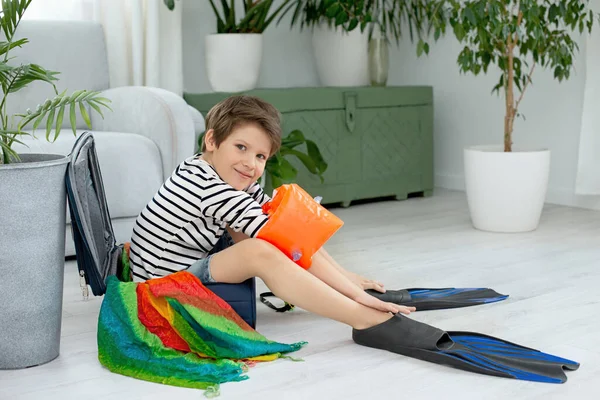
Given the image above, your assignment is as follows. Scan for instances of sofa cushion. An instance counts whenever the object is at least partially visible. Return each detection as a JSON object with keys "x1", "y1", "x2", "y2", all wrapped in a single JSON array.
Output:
[{"x1": 13, "y1": 130, "x2": 163, "y2": 222}]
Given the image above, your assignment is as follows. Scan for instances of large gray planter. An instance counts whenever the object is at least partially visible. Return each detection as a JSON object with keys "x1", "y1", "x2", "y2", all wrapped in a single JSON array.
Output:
[{"x1": 0, "y1": 153, "x2": 69, "y2": 369}]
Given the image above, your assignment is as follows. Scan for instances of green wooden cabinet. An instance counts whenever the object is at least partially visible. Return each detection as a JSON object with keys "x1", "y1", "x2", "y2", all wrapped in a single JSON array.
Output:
[{"x1": 184, "y1": 86, "x2": 433, "y2": 207}]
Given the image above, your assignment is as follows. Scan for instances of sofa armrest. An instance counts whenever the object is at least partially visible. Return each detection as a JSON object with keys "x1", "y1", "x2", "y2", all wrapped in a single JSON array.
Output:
[{"x1": 89, "y1": 86, "x2": 195, "y2": 180}]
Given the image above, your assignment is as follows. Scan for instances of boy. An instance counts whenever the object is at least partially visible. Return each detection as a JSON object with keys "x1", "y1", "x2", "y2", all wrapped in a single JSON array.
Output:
[{"x1": 129, "y1": 95, "x2": 414, "y2": 333}]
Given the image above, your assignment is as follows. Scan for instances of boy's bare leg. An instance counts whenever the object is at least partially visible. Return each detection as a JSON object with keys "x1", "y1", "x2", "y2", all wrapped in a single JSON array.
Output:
[
  {"x1": 227, "y1": 227, "x2": 385, "y2": 294},
  {"x1": 209, "y1": 239, "x2": 404, "y2": 330},
  {"x1": 225, "y1": 227, "x2": 407, "y2": 316}
]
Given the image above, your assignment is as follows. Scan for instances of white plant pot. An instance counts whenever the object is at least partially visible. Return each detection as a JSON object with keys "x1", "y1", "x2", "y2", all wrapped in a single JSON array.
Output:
[
  {"x1": 464, "y1": 145, "x2": 551, "y2": 233},
  {"x1": 312, "y1": 23, "x2": 369, "y2": 87},
  {"x1": 205, "y1": 33, "x2": 263, "y2": 92}
]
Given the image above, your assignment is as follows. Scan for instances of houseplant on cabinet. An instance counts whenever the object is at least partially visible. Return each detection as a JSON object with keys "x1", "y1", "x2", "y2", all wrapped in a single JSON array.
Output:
[
  {"x1": 426, "y1": 0, "x2": 599, "y2": 232},
  {"x1": 166, "y1": 0, "x2": 294, "y2": 92},
  {"x1": 0, "y1": 0, "x2": 110, "y2": 369},
  {"x1": 281, "y1": 0, "x2": 431, "y2": 86}
]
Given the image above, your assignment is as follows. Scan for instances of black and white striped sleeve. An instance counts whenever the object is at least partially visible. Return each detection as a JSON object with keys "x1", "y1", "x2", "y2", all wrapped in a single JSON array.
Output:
[
  {"x1": 199, "y1": 181, "x2": 269, "y2": 237},
  {"x1": 245, "y1": 181, "x2": 271, "y2": 206}
]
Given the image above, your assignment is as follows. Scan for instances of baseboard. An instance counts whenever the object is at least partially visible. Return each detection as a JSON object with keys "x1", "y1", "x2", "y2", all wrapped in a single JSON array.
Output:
[
  {"x1": 545, "y1": 187, "x2": 600, "y2": 210},
  {"x1": 434, "y1": 172, "x2": 465, "y2": 192},
  {"x1": 435, "y1": 172, "x2": 600, "y2": 211}
]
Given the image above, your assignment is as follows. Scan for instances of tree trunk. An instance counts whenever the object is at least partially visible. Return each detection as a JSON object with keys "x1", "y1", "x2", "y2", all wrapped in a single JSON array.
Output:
[{"x1": 504, "y1": 45, "x2": 515, "y2": 153}]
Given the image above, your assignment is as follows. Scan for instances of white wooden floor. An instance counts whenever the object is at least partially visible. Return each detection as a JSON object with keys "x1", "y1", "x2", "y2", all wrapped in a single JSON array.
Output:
[{"x1": 1, "y1": 188, "x2": 599, "y2": 400}]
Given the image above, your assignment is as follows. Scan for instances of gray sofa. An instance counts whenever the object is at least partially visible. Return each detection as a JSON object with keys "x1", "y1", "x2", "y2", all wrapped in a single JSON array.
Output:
[{"x1": 9, "y1": 20, "x2": 205, "y2": 257}]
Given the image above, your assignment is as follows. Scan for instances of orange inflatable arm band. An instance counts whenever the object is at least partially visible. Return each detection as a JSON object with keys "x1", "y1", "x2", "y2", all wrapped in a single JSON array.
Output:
[{"x1": 257, "y1": 184, "x2": 344, "y2": 269}]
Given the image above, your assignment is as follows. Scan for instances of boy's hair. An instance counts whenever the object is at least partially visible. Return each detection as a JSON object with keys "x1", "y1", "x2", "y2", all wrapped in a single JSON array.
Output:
[{"x1": 202, "y1": 95, "x2": 282, "y2": 156}]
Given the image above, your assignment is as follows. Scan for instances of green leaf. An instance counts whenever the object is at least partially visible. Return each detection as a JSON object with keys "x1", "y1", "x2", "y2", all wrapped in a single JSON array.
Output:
[
  {"x1": 54, "y1": 103, "x2": 65, "y2": 141},
  {"x1": 32, "y1": 112, "x2": 46, "y2": 131},
  {"x1": 70, "y1": 101, "x2": 77, "y2": 135},
  {"x1": 88, "y1": 99, "x2": 105, "y2": 119},
  {"x1": 281, "y1": 129, "x2": 306, "y2": 148},
  {"x1": 464, "y1": 7, "x2": 477, "y2": 25},
  {"x1": 270, "y1": 174, "x2": 283, "y2": 189},
  {"x1": 79, "y1": 101, "x2": 91, "y2": 129},
  {"x1": 335, "y1": 10, "x2": 348, "y2": 26},
  {"x1": 0, "y1": 37, "x2": 27, "y2": 56},
  {"x1": 276, "y1": 157, "x2": 297, "y2": 181},
  {"x1": 554, "y1": 65, "x2": 563, "y2": 80},
  {"x1": 416, "y1": 39, "x2": 425, "y2": 56},
  {"x1": 45, "y1": 106, "x2": 55, "y2": 142},
  {"x1": 163, "y1": 0, "x2": 175, "y2": 11},
  {"x1": 326, "y1": 3, "x2": 340, "y2": 18},
  {"x1": 280, "y1": 148, "x2": 318, "y2": 174},
  {"x1": 306, "y1": 139, "x2": 327, "y2": 174},
  {"x1": 347, "y1": 17, "x2": 358, "y2": 32},
  {"x1": 453, "y1": 23, "x2": 465, "y2": 41}
]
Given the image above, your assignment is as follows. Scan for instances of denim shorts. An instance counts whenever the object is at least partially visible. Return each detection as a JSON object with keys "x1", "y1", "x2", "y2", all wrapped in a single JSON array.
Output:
[{"x1": 187, "y1": 231, "x2": 235, "y2": 284}]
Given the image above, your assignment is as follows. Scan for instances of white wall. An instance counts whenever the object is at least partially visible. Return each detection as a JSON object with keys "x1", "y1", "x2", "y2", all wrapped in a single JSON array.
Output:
[{"x1": 182, "y1": 0, "x2": 600, "y2": 211}]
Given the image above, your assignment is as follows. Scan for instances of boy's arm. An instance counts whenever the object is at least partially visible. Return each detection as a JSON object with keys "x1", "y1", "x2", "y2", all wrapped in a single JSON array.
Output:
[
  {"x1": 318, "y1": 247, "x2": 386, "y2": 293},
  {"x1": 223, "y1": 182, "x2": 271, "y2": 242},
  {"x1": 245, "y1": 181, "x2": 271, "y2": 205},
  {"x1": 308, "y1": 249, "x2": 412, "y2": 313},
  {"x1": 226, "y1": 226, "x2": 251, "y2": 243},
  {"x1": 199, "y1": 181, "x2": 269, "y2": 238}
]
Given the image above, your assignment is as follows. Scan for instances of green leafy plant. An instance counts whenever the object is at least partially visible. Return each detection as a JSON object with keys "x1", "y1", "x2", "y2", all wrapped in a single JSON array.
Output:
[
  {"x1": 0, "y1": 0, "x2": 111, "y2": 164},
  {"x1": 281, "y1": 0, "x2": 431, "y2": 45},
  {"x1": 266, "y1": 129, "x2": 327, "y2": 189},
  {"x1": 197, "y1": 128, "x2": 328, "y2": 189},
  {"x1": 421, "y1": 0, "x2": 600, "y2": 152},
  {"x1": 165, "y1": 0, "x2": 294, "y2": 33}
]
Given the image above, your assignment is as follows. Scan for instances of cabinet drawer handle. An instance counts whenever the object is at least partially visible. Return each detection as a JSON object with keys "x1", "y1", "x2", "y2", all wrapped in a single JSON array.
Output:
[{"x1": 344, "y1": 92, "x2": 357, "y2": 133}]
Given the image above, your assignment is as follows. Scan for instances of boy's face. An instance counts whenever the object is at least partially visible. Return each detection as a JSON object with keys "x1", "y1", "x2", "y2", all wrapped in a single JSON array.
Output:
[{"x1": 203, "y1": 122, "x2": 271, "y2": 191}]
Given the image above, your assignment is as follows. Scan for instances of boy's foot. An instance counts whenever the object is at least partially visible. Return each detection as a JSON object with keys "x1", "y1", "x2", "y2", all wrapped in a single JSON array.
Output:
[
  {"x1": 353, "y1": 312, "x2": 395, "y2": 331},
  {"x1": 352, "y1": 313, "x2": 446, "y2": 350}
]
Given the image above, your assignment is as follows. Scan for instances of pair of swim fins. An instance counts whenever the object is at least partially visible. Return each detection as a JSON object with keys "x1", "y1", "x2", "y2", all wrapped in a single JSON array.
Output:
[{"x1": 259, "y1": 287, "x2": 579, "y2": 383}]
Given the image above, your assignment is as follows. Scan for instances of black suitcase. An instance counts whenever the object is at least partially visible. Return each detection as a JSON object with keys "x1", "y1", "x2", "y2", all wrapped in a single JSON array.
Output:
[{"x1": 65, "y1": 131, "x2": 257, "y2": 328}]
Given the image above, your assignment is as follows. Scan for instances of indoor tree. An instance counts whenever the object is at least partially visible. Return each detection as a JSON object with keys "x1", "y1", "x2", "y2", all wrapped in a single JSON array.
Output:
[{"x1": 421, "y1": 0, "x2": 600, "y2": 152}]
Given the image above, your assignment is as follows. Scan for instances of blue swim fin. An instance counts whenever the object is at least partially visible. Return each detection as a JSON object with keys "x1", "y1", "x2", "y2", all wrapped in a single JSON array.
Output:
[
  {"x1": 352, "y1": 314, "x2": 579, "y2": 383},
  {"x1": 365, "y1": 287, "x2": 509, "y2": 311}
]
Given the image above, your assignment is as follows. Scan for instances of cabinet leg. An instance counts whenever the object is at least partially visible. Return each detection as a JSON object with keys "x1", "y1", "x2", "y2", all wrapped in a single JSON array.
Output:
[
  {"x1": 423, "y1": 189, "x2": 434, "y2": 197},
  {"x1": 395, "y1": 192, "x2": 408, "y2": 201},
  {"x1": 341, "y1": 200, "x2": 351, "y2": 208}
]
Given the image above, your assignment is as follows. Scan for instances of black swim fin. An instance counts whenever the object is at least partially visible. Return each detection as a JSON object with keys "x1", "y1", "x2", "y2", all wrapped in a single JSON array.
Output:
[
  {"x1": 365, "y1": 287, "x2": 508, "y2": 311},
  {"x1": 352, "y1": 314, "x2": 579, "y2": 383}
]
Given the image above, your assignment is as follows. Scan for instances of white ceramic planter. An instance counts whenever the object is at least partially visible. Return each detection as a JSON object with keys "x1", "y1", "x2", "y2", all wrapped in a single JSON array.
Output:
[
  {"x1": 464, "y1": 145, "x2": 551, "y2": 233},
  {"x1": 205, "y1": 33, "x2": 263, "y2": 92},
  {"x1": 311, "y1": 23, "x2": 369, "y2": 87}
]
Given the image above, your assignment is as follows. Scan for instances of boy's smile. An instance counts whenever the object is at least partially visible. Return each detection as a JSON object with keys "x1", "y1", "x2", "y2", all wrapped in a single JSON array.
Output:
[{"x1": 201, "y1": 123, "x2": 272, "y2": 191}]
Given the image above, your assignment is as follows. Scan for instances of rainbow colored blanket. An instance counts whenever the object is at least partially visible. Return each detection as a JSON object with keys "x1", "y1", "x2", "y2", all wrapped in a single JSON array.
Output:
[{"x1": 97, "y1": 271, "x2": 306, "y2": 396}]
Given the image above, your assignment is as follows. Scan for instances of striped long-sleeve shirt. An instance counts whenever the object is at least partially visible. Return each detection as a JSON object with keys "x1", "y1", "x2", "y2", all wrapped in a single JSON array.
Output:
[{"x1": 129, "y1": 154, "x2": 271, "y2": 281}]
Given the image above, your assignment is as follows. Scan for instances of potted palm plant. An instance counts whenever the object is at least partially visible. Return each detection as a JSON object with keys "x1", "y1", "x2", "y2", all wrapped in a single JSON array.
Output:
[
  {"x1": 166, "y1": 0, "x2": 294, "y2": 92},
  {"x1": 422, "y1": 0, "x2": 600, "y2": 232},
  {"x1": 0, "y1": 0, "x2": 110, "y2": 370}
]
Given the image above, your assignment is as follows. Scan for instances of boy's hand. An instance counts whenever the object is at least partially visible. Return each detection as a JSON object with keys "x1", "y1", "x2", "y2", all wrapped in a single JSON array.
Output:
[
  {"x1": 353, "y1": 292, "x2": 415, "y2": 315},
  {"x1": 346, "y1": 271, "x2": 386, "y2": 293}
]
